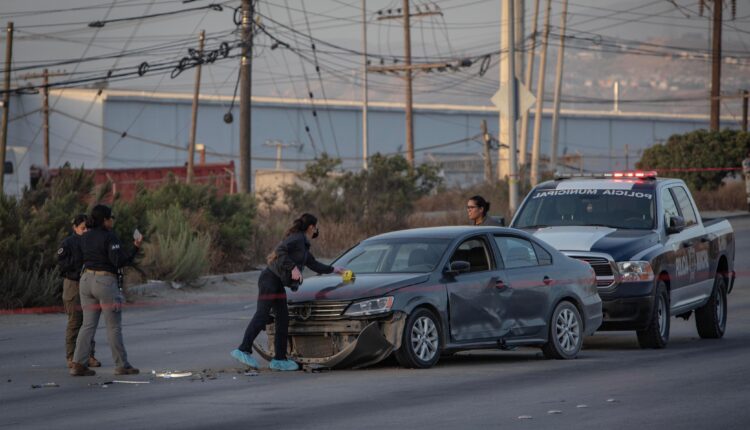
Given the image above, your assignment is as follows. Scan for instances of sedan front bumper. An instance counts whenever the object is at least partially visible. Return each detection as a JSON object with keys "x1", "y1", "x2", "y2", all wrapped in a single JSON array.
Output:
[{"x1": 253, "y1": 312, "x2": 407, "y2": 369}]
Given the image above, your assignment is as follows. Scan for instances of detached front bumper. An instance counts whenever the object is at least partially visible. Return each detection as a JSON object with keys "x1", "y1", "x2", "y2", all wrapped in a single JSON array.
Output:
[{"x1": 253, "y1": 312, "x2": 407, "y2": 369}]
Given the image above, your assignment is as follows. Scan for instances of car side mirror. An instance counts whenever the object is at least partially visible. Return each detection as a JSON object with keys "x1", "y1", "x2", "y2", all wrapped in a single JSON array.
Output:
[
  {"x1": 3, "y1": 161, "x2": 12, "y2": 175},
  {"x1": 445, "y1": 260, "x2": 470, "y2": 277},
  {"x1": 666, "y1": 216, "x2": 685, "y2": 234}
]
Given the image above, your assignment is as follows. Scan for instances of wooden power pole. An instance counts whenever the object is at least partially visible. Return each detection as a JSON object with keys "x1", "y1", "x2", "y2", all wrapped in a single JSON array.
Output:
[
  {"x1": 0, "y1": 22, "x2": 13, "y2": 193},
  {"x1": 530, "y1": 0, "x2": 552, "y2": 186},
  {"x1": 549, "y1": 0, "x2": 568, "y2": 174},
  {"x1": 481, "y1": 119, "x2": 493, "y2": 183},
  {"x1": 238, "y1": 0, "x2": 253, "y2": 193},
  {"x1": 187, "y1": 30, "x2": 205, "y2": 184},
  {"x1": 372, "y1": 2, "x2": 442, "y2": 168},
  {"x1": 710, "y1": 0, "x2": 723, "y2": 131},
  {"x1": 19, "y1": 69, "x2": 68, "y2": 168}
]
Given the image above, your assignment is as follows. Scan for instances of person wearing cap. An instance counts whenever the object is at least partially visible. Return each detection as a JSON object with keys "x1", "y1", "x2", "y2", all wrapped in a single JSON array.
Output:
[
  {"x1": 466, "y1": 195, "x2": 504, "y2": 226},
  {"x1": 69, "y1": 204, "x2": 142, "y2": 377},
  {"x1": 231, "y1": 213, "x2": 346, "y2": 371},
  {"x1": 57, "y1": 214, "x2": 100, "y2": 370}
]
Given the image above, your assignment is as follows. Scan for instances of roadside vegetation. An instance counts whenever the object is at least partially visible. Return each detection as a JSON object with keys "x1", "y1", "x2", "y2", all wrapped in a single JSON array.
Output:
[{"x1": 1, "y1": 130, "x2": 748, "y2": 309}]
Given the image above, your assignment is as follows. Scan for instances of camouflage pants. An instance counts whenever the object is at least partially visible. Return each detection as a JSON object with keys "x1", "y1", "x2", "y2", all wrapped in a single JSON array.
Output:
[{"x1": 63, "y1": 279, "x2": 95, "y2": 360}]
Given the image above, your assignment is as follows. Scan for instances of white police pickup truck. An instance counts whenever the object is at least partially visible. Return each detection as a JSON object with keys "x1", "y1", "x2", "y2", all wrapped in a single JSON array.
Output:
[{"x1": 511, "y1": 171, "x2": 735, "y2": 348}]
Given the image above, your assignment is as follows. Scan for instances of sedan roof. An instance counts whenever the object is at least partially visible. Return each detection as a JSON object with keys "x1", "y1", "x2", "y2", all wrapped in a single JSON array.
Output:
[{"x1": 366, "y1": 226, "x2": 516, "y2": 241}]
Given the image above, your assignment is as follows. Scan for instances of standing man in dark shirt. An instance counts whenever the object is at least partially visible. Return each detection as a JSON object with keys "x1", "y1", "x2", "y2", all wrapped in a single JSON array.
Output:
[
  {"x1": 70, "y1": 205, "x2": 142, "y2": 377},
  {"x1": 57, "y1": 214, "x2": 100, "y2": 369}
]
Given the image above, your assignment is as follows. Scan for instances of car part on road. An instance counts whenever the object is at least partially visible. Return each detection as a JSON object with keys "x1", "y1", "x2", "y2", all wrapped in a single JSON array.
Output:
[
  {"x1": 30, "y1": 383, "x2": 59, "y2": 389},
  {"x1": 637, "y1": 281, "x2": 670, "y2": 348},
  {"x1": 542, "y1": 301, "x2": 584, "y2": 359},
  {"x1": 394, "y1": 308, "x2": 442, "y2": 368},
  {"x1": 695, "y1": 273, "x2": 728, "y2": 339}
]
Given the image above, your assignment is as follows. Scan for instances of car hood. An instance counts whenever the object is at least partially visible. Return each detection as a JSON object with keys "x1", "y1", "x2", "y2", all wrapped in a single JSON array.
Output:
[
  {"x1": 528, "y1": 226, "x2": 660, "y2": 261},
  {"x1": 288, "y1": 273, "x2": 431, "y2": 302}
]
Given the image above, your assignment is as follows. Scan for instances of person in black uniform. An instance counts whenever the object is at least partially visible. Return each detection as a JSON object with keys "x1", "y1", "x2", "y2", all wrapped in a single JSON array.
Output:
[
  {"x1": 231, "y1": 213, "x2": 345, "y2": 371},
  {"x1": 58, "y1": 214, "x2": 101, "y2": 369},
  {"x1": 69, "y1": 204, "x2": 142, "y2": 377}
]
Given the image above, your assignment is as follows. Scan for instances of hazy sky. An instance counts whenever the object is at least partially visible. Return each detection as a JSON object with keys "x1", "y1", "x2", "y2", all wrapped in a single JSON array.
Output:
[{"x1": 1, "y1": 0, "x2": 749, "y2": 105}]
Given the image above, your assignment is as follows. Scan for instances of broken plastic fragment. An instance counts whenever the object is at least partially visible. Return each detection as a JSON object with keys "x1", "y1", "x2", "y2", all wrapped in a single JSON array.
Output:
[
  {"x1": 244, "y1": 371, "x2": 259, "y2": 377},
  {"x1": 547, "y1": 410, "x2": 562, "y2": 415},
  {"x1": 607, "y1": 398, "x2": 618, "y2": 403},
  {"x1": 577, "y1": 404, "x2": 588, "y2": 408},
  {"x1": 31, "y1": 382, "x2": 59, "y2": 389},
  {"x1": 154, "y1": 371, "x2": 192, "y2": 378},
  {"x1": 518, "y1": 415, "x2": 533, "y2": 420}
]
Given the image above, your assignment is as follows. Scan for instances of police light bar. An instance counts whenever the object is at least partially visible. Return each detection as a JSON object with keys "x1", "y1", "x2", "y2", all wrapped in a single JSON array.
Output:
[{"x1": 555, "y1": 171, "x2": 658, "y2": 180}]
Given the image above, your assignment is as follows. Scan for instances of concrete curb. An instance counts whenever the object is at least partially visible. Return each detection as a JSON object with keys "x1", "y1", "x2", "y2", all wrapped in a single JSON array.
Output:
[{"x1": 127, "y1": 270, "x2": 261, "y2": 296}]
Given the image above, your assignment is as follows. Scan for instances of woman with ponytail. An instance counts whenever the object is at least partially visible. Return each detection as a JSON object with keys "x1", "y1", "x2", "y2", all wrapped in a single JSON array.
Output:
[
  {"x1": 466, "y1": 195, "x2": 503, "y2": 226},
  {"x1": 231, "y1": 213, "x2": 345, "y2": 371}
]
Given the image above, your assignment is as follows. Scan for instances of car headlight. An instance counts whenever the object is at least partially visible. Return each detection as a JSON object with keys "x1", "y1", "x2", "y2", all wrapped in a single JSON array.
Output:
[
  {"x1": 617, "y1": 261, "x2": 655, "y2": 283},
  {"x1": 345, "y1": 297, "x2": 394, "y2": 316}
]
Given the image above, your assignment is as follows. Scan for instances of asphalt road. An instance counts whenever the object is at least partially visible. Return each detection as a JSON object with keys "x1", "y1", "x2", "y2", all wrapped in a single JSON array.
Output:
[{"x1": 2, "y1": 218, "x2": 750, "y2": 430}]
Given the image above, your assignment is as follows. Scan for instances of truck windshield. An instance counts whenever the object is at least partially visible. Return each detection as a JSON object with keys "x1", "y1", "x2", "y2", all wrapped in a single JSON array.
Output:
[{"x1": 514, "y1": 188, "x2": 655, "y2": 230}]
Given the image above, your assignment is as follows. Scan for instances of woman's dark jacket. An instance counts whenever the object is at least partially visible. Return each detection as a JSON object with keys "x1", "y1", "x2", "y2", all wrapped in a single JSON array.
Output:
[{"x1": 267, "y1": 232, "x2": 333, "y2": 288}]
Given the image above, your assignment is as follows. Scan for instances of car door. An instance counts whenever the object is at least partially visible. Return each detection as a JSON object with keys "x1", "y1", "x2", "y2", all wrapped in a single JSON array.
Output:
[
  {"x1": 492, "y1": 234, "x2": 552, "y2": 338},
  {"x1": 669, "y1": 186, "x2": 712, "y2": 310},
  {"x1": 445, "y1": 235, "x2": 513, "y2": 342}
]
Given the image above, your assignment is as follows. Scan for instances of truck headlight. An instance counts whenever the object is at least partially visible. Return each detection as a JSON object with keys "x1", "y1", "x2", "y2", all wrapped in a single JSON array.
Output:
[
  {"x1": 617, "y1": 261, "x2": 655, "y2": 283},
  {"x1": 345, "y1": 297, "x2": 394, "y2": 316}
]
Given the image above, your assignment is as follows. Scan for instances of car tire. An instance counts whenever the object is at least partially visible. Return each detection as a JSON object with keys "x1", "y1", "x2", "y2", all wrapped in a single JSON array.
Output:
[
  {"x1": 637, "y1": 281, "x2": 670, "y2": 349},
  {"x1": 695, "y1": 273, "x2": 727, "y2": 339},
  {"x1": 394, "y1": 308, "x2": 442, "y2": 369},
  {"x1": 542, "y1": 301, "x2": 584, "y2": 360}
]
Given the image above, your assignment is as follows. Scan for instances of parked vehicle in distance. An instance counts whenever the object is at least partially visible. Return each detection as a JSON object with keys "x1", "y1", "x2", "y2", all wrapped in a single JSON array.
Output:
[
  {"x1": 254, "y1": 226, "x2": 602, "y2": 369},
  {"x1": 511, "y1": 171, "x2": 735, "y2": 348}
]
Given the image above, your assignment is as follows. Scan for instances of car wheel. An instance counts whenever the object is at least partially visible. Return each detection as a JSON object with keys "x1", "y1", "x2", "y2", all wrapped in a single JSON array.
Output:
[
  {"x1": 695, "y1": 273, "x2": 727, "y2": 339},
  {"x1": 394, "y1": 308, "x2": 442, "y2": 369},
  {"x1": 637, "y1": 281, "x2": 670, "y2": 349},
  {"x1": 542, "y1": 301, "x2": 583, "y2": 360}
]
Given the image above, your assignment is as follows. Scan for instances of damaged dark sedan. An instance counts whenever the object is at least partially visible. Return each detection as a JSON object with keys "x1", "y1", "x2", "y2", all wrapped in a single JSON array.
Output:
[{"x1": 254, "y1": 226, "x2": 602, "y2": 369}]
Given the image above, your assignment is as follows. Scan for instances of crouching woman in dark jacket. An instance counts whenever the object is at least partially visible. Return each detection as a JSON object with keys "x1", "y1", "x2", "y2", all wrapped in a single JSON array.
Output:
[{"x1": 232, "y1": 213, "x2": 344, "y2": 371}]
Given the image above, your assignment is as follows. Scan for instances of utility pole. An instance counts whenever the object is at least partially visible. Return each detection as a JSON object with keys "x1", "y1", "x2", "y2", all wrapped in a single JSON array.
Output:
[
  {"x1": 549, "y1": 0, "x2": 568, "y2": 174},
  {"x1": 373, "y1": 3, "x2": 442, "y2": 168},
  {"x1": 264, "y1": 139, "x2": 302, "y2": 170},
  {"x1": 519, "y1": 0, "x2": 540, "y2": 169},
  {"x1": 530, "y1": 0, "x2": 552, "y2": 186},
  {"x1": 20, "y1": 69, "x2": 68, "y2": 168},
  {"x1": 741, "y1": 89, "x2": 748, "y2": 132},
  {"x1": 503, "y1": 0, "x2": 519, "y2": 213},
  {"x1": 0, "y1": 22, "x2": 13, "y2": 193},
  {"x1": 187, "y1": 30, "x2": 205, "y2": 185},
  {"x1": 625, "y1": 143, "x2": 630, "y2": 170},
  {"x1": 710, "y1": 0, "x2": 722, "y2": 131},
  {"x1": 402, "y1": 0, "x2": 414, "y2": 167},
  {"x1": 481, "y1": 120, "x2": 493, "y2": 183},
  {"x1": 362, "y1": 0, "x2": 369, "y2": 169},
  {"x1": 238, "y1": 0, "x2": 253, "y2": 193}
]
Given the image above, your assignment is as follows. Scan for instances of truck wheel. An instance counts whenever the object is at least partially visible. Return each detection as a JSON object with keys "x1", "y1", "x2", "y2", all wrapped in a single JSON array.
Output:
[
  {"x1": 695, "y1": 274, "x2": 727, "y2": 339},
  {"x1": 394, "y1": 308, "x2": 442, "y2": 369},
  {"x1": 542, "y1": 301, "x2": 583, "y2": 360},
  {"x1": 637, "y1": 281, "x2": 670, "y2": 349}
]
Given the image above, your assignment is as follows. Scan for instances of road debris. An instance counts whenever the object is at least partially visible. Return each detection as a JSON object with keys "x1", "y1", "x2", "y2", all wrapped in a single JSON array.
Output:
[
  {"x1": 30, "y1": 382, "x2": 59, "y2": 389},
  {"x1": 152, "y1": 370, "x2": 193, "y2": 378},
  {"x1": 547, "y1": 410, "x2": 563, "y2": 415},
  {"x1": 517, "y1": 415, "x2": 533, "y2": 420},
  {"x1": 576, "y1": 404, "x2": 588, "y2": 408},
  {"x1": 303, "y1": 364, "x2": 331, "y2": 373},
  {"x1": 607, "y1": 398, "x2": 619, "y2": 403}
]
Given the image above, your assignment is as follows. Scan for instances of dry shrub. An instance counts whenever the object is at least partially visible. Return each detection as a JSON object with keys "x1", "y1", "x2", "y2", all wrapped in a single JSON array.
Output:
[{"x1": 692, "y1": 180, "x2": 746, "y2": 212}]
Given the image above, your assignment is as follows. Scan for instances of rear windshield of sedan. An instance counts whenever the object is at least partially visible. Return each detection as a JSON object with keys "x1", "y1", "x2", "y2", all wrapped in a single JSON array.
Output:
[
  {"x1": 514, "y1": 188, "x2": 655, "y2": 230},
  {"x1": 334, "y1": 238, "x2": 450, "y2": 273}
]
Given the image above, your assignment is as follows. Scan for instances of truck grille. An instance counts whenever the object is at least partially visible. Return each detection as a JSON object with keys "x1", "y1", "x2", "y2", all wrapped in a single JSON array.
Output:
[
  {"x1": 288, "y1": 301, "x2": 351, "y2": 320},
  {"x1": 569, "y1": 256, "x2": 616, "y2": 288}
]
